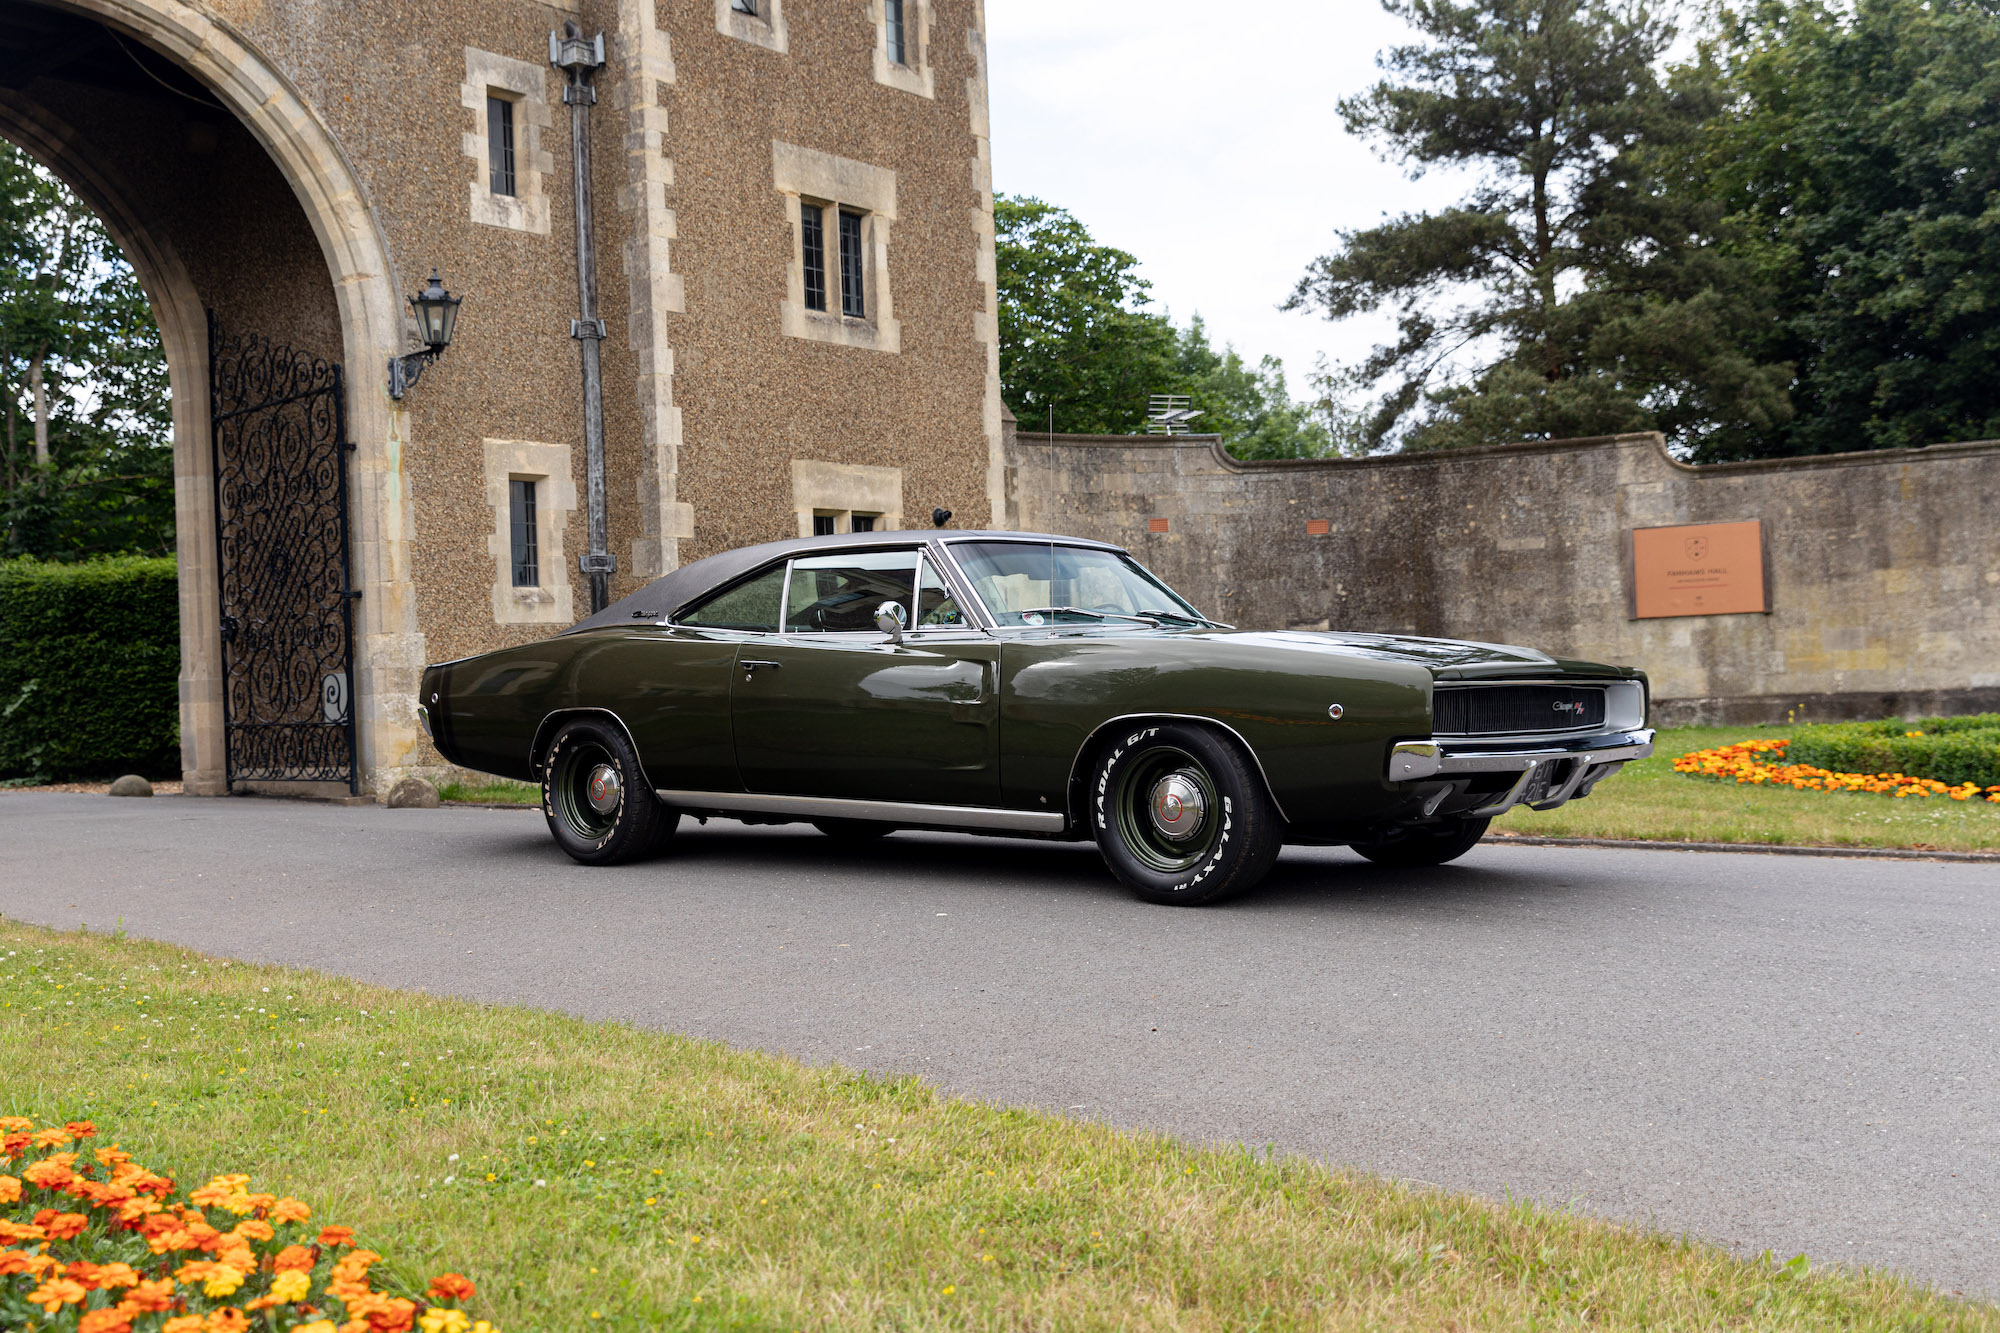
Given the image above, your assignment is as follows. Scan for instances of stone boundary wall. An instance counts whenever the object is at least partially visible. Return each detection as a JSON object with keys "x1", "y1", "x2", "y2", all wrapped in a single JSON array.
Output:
[{"x1": 1001, "y1": 424, "x2": 2000, "y2": 725}]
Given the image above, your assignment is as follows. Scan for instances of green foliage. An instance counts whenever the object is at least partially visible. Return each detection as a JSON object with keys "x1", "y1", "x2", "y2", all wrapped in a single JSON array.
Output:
[
  {"x1": 1289, "y1": 0, "x2": 1793, "y2": 455},
  {"x1": 1786, "y1": 715, "x2": 2000, "y2": 790},
  {"x1": 1687, "y1": 0, "x2": 2000, "y2": 459},
  {"x1": 0, "y1": 556, "x2": 179, "y2": 782},
  {"x1": 996, "y1": 195, "x2": 1336, "y2": 457},
  {"x1": 0, "y1": 140, "x2": 173, "y2": 559}
]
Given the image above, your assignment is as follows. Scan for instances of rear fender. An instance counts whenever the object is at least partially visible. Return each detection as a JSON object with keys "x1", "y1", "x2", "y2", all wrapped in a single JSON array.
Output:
[{"x1": 529, "y1": 708, "x2": 653, "y2": 790}]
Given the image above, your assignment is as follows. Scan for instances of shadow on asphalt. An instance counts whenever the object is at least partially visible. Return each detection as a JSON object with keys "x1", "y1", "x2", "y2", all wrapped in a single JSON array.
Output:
[{"x1": 456, "y1": 809, "x2": 1580, "y2": 916}]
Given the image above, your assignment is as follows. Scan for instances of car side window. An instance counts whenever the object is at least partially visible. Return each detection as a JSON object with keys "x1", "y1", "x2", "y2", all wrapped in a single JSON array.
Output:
[
  {"x1": 913, "y1": 556, "x2": 967, "y2": 630},
  {"x1": 785, "y1": 549, "x2": 916, "y2": 633},
  {"x1": 678, "y1": 564, "x2": 786, "y2": 632}
]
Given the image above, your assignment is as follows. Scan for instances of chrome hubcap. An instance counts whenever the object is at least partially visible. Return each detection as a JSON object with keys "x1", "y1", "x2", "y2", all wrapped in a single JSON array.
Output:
[
  {"x1": 1148, "y1": 771, "x2": 1206, "y2": 842},
  {"x1": 585, "y1": 764, "x2": 622, "y2": 815}
]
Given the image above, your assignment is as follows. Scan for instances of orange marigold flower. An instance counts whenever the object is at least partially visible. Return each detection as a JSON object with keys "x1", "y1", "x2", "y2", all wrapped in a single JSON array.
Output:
[
  {"x1": 0, "y1": 1249, "x2": 40, "y2": 1276},
  {"x1": 230, "y1": 1218, "x2": 276, "y2": 1243},
  {"x1": 0, "y1": 1175, "x2": 18, "y2": 1204},
  {"x1": 162, "y1": 1318, "x2": 205, "y2": 1333},
  {"x1": 1, "y1": 1219, "x2": 49, "y2": 1243},
  {"x1": 43, "y1": 1211, "x2": 89, "y2": 1240},
  {"x1": 274, "y1": 1244, "x2": 317, "y2": 1272},
  {"x1": 0, "y1": 1116, "x2": 33, "y2": 1131},
  {"x1": 64, "y1": 1121, "x2": 98, "y2": 1139},
  {"x1": 0, "y1": 1131, "x2": 28, "y2": 1159},
  {"x1": 204, "y1": 1310, "x2": 250, "y2": 1333},
  {"x1": 32, "y1": 1128, "x2": 74, "y2": 1148},
  {"x1": 95, "y1": 1146, "x2": 134, "y2": 1170},
  {"x1": 271, "y1": 1197, "x2": 312, "y2": 1224},
  {"x1": 78, "y1": 1310, "x2": 133, "y2": 1333},
  {"x1": 28, "y1": 1277, "x2": 88, "y2": 1312},
  {"x1": 319, "y1": 1225, "x2": 357, "y2": 1248},
  {"x1": 23, "y1": 1160, "x2": 79, "y2": 1190},
  {"x1": 145, "y1": 1226, "x2": 196, "y2": 1254},
  {"x1": 426, "y1": 1273, "x2": 476, "y2": 1303},
  {"x1": 122, "y1": 1278, "x2": 176, "y2": 1312},
  {"x1": 93, "y1": 1262, "x2": 142, "y2": 1289}
]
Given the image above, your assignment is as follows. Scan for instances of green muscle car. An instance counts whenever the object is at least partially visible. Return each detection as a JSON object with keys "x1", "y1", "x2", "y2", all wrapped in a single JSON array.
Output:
[{"x1": 418, "y1": 531, "x2": 1652, "y2": 904}]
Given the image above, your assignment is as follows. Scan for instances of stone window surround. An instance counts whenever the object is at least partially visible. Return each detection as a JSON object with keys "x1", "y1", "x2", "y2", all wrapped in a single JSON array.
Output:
[
  {"x1": 872, "y1": 0, "x2": 935, "y2": 99},
  {"x1": 792, "y1": 459, "x2": 903, "y2": 537},
  {"x1": 717, "y1": 0, "x2": 788, "y2": 53},
  {"x1": 461, "y1": 48, "x2": 553, "y2": 235},
  {"x1": 774, "y1": 141, "x2": 901, "y2": 354},
  {"x1": 484, "y1": 439, "x2": 576, "y2": 625}
]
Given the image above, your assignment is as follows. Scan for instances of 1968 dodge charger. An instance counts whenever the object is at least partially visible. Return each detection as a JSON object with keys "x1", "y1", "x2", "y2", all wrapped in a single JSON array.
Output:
[{"x1": 418, "y1": 530, "x2": 1653, "y2": 904}]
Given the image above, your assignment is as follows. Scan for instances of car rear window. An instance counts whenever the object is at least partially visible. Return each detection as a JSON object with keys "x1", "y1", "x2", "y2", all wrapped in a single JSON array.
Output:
[{"x1": 679, "y1": 564, "x2": 786, "y2": 632}]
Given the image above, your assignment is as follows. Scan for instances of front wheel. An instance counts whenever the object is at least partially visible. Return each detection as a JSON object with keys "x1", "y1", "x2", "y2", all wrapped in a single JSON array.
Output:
[
  {"x1": 1351, "y1": 816, "x2": 1490, "y2": 867},
  {"x1": 541, "y1": 717, "x2": 678, "y2": 865},
  {"x1": 1090, "y1": 721, "x2": 1282, "y2": 905}
]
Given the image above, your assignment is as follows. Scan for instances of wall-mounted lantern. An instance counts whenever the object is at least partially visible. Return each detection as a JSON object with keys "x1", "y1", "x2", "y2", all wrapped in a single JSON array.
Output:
[{"x1": 387, "y1": 270, "x2": 464, "y2": 400}]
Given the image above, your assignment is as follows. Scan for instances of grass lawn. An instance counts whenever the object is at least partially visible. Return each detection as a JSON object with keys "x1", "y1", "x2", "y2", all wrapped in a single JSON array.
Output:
[
  {"x1": 3, "y1": 919, "x2": 1992, "y2": 1330},
  {"x1": 438, "y1": 777, "x2": 538, "y2": 805},
  {"x1": 1493, "y1": 723, "x2": 2000, "y2": 852}
]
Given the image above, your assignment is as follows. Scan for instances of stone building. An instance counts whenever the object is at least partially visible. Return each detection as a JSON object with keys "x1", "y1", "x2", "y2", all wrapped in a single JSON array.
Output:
[{"x1": 0, "y1": 0, "x2": 1003, "y2": 797}]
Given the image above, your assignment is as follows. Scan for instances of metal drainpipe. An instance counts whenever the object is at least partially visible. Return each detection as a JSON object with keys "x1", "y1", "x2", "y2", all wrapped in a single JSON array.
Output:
[{"x1": 551, "y1": 22, "x2": 614, "y2": 613}]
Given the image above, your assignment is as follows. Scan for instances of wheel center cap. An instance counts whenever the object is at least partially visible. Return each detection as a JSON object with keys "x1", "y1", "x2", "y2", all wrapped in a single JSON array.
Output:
[
  {"x1": 1148, "y1": 772, "x2": 1206, "y2": 842},
  {"x1": 586, "y1": 764, "x2": 622, "y2": 815}
]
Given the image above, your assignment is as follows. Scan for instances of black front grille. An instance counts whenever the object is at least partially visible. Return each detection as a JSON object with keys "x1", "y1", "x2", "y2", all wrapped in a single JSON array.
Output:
[{"x1": 1434, "y1": 684, "x2": 1606, "y2": 735}]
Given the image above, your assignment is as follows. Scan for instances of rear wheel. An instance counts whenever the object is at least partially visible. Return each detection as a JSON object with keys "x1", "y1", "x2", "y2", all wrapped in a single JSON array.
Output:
[
  {"x1": 1090, "y1": 721, "x2": 1282, "y2": 905},
  {"x1": 1351, "y1": 816, "x2": 1490, "y2": 867},
  {"x1": 541, "y1": 717, "x2": 677, "y2": 865}
]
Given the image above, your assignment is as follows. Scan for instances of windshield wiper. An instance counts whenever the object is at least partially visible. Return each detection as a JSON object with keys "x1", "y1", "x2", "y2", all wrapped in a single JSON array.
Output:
[
  {"x1": 1136, "y1": 609, "x2": 1226, "y2": 628},
  {"x1": 1011, "y1": 606, "x2": 1156, "y2": 625}
]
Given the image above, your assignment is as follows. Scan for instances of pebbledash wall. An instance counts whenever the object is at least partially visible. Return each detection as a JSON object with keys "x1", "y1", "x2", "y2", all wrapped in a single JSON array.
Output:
[
  {"x1": 1003, "y1": 421, "x2": 2000, "y2": 725},
  {"x1": 0, "y1": 0, "x2": 1003, "y2": 797}
]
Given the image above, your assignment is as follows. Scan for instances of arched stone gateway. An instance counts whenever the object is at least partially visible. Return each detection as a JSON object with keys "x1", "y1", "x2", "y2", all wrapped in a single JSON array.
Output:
[
  {"x1": 0, "y1": 0, "x2": 419, "y2": 797},
  {"x1": 0, "y1": 0, "x2": 1007, "y2": 799}
]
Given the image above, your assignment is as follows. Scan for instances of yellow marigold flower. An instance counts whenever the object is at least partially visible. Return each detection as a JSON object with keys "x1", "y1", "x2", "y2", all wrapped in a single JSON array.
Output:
[
  {"x1": 420, "y1": 1311, "x2": 472, "y2": 1333},
  {"x1": 270, "y1": 1268, "x2": 313, "y2": 1303},
  {"x1": 294, "y1": 1324, "x2": 339, "y2": 1333},
  {"x1": 203, "y1": 1266, "x2": 248, "y2": 1298}
]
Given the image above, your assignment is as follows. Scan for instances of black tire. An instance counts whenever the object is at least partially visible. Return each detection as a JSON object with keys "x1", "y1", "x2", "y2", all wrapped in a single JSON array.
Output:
[
  {"x1": 1090, "y1": 721, "x2": 1282, "y2": 905},
  {"x1": 541, "y1": 717, "x2": 678, "y2": 865},
  {"x1": 1351, "y1": 816, "x2": 1491, "y2": 867},
  {"x1": 812, "y1": 818, "x2": 896, "y2": 840}
]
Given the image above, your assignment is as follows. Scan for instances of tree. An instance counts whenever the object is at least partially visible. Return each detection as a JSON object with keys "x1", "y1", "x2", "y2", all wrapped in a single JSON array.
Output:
[
  {"x1": 996, "y1": 195, "x2": 1334, "y2": 456},
  {"x1": 0, "y1": 142, "x2": 172, "y2": 559},
  {"x1": 1289, "y1": 0, "x2": 1791, "y2": 454},
  {"x1": 1690, "y1": 0, "x2": 2000, "y2": 457}
]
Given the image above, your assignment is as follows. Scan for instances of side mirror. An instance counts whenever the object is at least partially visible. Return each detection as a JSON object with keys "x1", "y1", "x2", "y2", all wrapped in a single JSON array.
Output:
[{"x1": 875, "y1": 600, "x2": 907, "y2": 644}]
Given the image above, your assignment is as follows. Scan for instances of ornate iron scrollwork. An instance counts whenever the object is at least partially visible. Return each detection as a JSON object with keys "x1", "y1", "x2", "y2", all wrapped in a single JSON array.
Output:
[{"x1": 208, "y1": 314, "x2": 358, "y2": 792}]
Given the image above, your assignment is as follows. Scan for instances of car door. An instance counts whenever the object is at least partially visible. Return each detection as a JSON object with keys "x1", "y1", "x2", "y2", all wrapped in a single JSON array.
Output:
[{"x1": 729, "y1": 547, "x2": 1000, "y2": 807}]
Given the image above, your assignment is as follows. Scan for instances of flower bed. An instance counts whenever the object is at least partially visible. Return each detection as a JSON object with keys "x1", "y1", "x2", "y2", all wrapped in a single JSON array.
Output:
[
  {"x1": 1785, "y1": 714, "x2": 2000, "y2": 790},
  {"x1": 1, "y1": 1118, "x2": 493, "y2": 1333},
  {"x1": 1674, "y1": 738, "x2": 2000, "y2": 802}
]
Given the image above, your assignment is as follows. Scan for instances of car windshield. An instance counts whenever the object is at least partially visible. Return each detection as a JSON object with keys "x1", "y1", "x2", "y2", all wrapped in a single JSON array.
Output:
[{"x1": 949, "y1": 541, "x2": 1207, "y2": 627}]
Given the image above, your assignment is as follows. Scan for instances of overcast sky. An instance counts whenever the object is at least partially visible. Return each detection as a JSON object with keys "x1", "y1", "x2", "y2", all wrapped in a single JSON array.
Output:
[{"x1": 986, "y1": 0, "x2": 1470, "y2": 402}]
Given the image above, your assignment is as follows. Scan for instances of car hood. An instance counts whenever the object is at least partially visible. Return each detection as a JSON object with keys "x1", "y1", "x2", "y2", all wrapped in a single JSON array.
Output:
[{"x1": 1222, "y1": 630, "x2": 1642, "y2": 680}]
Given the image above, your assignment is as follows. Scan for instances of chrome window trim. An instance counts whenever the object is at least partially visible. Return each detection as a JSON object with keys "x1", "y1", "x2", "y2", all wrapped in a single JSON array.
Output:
[{"x1": 776, "y1": 544, "x2": 924, "y2": 637}]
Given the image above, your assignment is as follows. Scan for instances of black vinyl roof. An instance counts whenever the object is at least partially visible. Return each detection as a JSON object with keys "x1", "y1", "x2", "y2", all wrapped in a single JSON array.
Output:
[{"x1": 563, "y1": 530, "x2": 1124, "y2": 635}]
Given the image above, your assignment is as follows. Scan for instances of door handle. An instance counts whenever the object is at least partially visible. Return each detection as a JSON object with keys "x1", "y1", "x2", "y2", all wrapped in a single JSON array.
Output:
[{"x1": 741, "y1": 659, "x2": 782, "y2": 678}]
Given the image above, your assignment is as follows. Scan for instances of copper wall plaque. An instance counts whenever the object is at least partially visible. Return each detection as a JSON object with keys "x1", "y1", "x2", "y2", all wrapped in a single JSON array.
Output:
[{"x1": 1630, "y1": 520, "x2": 1767, "y2": 618}]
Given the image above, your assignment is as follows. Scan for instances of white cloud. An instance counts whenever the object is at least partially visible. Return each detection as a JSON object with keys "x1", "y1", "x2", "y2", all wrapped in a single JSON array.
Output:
[{"x1": 988, "y1": 0, "x2": 1471, "y2": 399}]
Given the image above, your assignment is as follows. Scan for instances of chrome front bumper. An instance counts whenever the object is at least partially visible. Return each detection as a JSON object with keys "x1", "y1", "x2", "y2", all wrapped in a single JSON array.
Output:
[{"x1": 1387, "y1": 728, "x2": 1655, "y2": 817}]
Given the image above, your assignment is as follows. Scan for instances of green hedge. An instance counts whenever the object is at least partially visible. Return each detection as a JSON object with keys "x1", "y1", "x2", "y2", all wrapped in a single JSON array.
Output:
[
  {"x1": 0, "y1": 557, "x2": 179, "y2": 782},
  {"x1": 1786, "y1": 714, "x2": 2000, "y2": 789}
]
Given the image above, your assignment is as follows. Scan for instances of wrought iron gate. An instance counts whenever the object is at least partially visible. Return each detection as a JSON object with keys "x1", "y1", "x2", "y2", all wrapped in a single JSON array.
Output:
[{"x1": 208, "y1": 315, "x2": 358, "y2": 792}]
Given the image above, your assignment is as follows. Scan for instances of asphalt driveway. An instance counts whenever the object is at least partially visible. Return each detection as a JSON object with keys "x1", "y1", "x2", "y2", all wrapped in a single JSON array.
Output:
[{"x1": 4, "y1": 794, "x2": 1996, "y2": 1295}]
